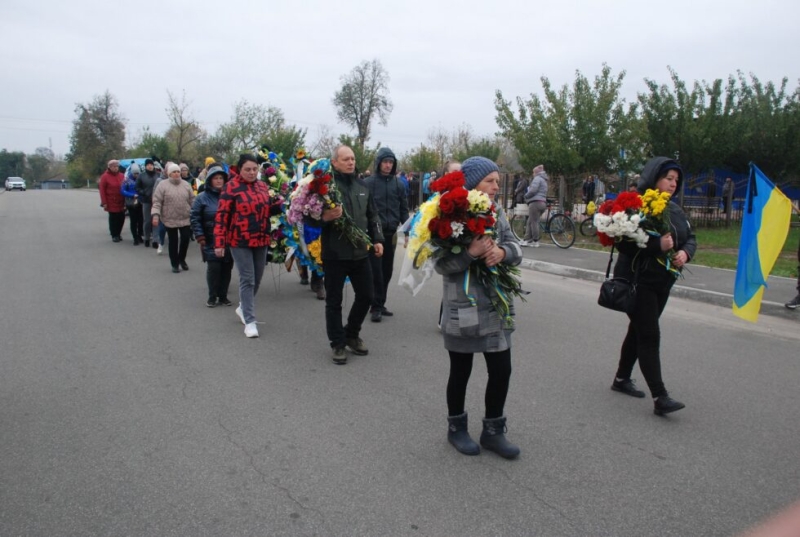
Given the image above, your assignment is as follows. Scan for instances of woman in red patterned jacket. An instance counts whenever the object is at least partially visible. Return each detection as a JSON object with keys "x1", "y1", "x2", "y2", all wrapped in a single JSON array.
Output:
[{"x1": 214, "y1": 154, "x2": 280, "y2": 338}]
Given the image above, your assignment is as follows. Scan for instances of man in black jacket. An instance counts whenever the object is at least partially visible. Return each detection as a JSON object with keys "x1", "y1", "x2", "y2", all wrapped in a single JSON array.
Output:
[
  {"x1": 135, "y1": 158, "x2": 160, "y2": 248},
  {"x1": 365, "y1": 147, "x2": 409, "y2": 322},
  {"x1": 321, "y1": 145, "x2": 385, "y2": 364}
]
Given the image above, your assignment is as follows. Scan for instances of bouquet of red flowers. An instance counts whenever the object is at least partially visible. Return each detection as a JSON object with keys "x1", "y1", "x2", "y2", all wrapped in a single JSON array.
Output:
[{"x1": 406, "y1": 171, "x2": 525, "y2": 327}]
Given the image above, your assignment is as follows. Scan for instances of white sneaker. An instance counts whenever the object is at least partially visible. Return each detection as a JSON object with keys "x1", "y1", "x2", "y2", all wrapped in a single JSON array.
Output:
[
  {"x1": 244, "y1": 322, "x2": 259, "y2": 338},
  {"x1": 157, "y1": 245, "x2": 163, "y2": 255},
  {"x1": 519, "y1": 240, "x2": 530, "y2": 247},
  {"x1": 235, "y1": 304, "x2": 246, "y2": 325},
  {"x1": 532, "y1": 241, "x2": 540, "y2": 248}
]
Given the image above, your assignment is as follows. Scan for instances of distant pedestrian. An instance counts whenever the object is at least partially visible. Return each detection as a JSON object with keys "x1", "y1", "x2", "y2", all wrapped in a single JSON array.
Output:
[
  {"x1": 98, "y1": 160, "x2": 126, "y2": 243},
  {"x1": 135, "y1": 158, "x2": 160, "y2": 248},
  {"x1": 151, "y1": 163, "x2": 195, "y2": 273},
  {"x1": 582, "y1": 175, "x2": 596, "y2": 205},
  {"x1": 706, "y1": 177, "x2": 718, "y2": 212},
  {"x1": 722, "y1": 177, "x2": 734, "y2": 215},
  {"x1": 521, "y1": 164, "x2": 548, "y2": 247},
  {"x1": 121, "y1": 163, "x2": 144, "y2": 245}
]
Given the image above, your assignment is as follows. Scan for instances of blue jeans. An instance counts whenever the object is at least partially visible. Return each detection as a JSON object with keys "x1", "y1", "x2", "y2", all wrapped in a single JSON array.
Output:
[
  {"x1": 231, "y1": 247, "x2": 267, "y2": 324},
  {"x1": 158, "y1": 221, "x2": 166, "y2": 246}
]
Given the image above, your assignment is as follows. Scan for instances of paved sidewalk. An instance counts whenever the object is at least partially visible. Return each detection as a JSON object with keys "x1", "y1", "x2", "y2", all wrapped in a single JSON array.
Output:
[{"x1": 518, "y1": 243, "x2": 799, "y2": 320}]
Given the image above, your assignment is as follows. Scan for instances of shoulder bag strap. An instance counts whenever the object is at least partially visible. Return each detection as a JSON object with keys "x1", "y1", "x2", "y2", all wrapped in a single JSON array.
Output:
[{"x1": 605, "y1": 243, "x2": 615, "y2": 279}]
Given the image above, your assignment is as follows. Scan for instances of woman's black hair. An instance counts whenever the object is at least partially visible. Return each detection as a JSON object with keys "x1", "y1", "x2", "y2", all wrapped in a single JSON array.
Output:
[{"x1": 237, "y1": 153, "x2": 258, "y2": 169}]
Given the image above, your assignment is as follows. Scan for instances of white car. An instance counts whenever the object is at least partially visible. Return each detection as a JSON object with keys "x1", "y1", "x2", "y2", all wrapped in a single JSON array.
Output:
[{"x1": 5, "y1": 177, "x2": 26, "y2": 191}]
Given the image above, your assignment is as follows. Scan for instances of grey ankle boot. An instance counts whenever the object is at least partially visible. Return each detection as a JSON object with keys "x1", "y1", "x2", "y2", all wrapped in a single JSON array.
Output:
[
  {"x1": 480, "y1": 416, "x2": 520, "y2": 459},
  {"x1": 447, "y1": 412, "x2": 480, "y2": 455}
]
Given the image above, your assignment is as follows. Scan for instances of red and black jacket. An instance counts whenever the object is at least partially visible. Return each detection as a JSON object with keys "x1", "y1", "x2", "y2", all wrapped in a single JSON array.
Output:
[{"x1": 214, "y1": 176, "x2": 280, "y2": 249}]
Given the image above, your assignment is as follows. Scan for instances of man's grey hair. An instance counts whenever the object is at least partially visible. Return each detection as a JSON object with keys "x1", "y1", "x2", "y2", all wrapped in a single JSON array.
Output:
[{"x1": 331, "y1": 144, "x2": 350, "y2": 161}]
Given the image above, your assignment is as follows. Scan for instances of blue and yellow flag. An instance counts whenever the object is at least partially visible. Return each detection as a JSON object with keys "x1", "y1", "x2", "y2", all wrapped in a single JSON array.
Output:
[{"x1": 733, "y1": 164, "x2": 792, "y2": 322}]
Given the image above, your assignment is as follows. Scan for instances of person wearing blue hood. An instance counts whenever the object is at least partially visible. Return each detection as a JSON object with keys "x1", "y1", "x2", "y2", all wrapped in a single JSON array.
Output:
[
  {"x1": 610, "y1": 157, "x2": 697, "y2": 416},
  {"x1": 121, "y1": 163, "x2": 144, "y2": 245},
  {"x1": 365, "y1": 147, "x2": 409, "y2": 322},
  {"x1": 191, "y1": 165, "x2": 234, "y2": 307}
]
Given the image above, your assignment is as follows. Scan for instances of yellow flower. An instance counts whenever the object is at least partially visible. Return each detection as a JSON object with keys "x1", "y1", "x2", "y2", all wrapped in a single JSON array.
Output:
[
  {"x1": 308, "y1": 239, "x2": 322, "y2": 264},
  {"x1": 280, "y1": 163, "x2": 287, "y2": 171},
  {"x1": 296, "y1": 149, "x2": 306, "y2": 160},
  {"x1": 467, "y1": 190, "x2": 491, "y2": 213}
]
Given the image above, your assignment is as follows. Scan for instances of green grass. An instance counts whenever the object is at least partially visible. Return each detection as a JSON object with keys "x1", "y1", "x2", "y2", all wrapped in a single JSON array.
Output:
[{"x1": 571, "y1": 217, "x2": 800, "y2": 279}]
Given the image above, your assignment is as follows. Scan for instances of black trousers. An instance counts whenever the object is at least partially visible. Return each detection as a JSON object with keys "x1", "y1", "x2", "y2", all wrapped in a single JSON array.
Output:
[
  {"x1": 206, "y1": 260, "x2": 234, "y2": 300},
  {"x1": 368, "y1": 236, "x2": 396, "y2": 311},
  {"x1": 127, "y1": 204, "x2": 143, "y2": 240},
  {"x1": 323, "y1": 258, "x2": 373, "y2": 349},
  {"x1": 165, "y1": 226, "x2": 192, "y2": 268},
  {"x1": 447, "y1": 350, "x2": 512, "y2": 419},
  {"x1": 108, "y1": 211, "x2": 126, "y2": 238},
  {"x1": 616, "y1": 283, "x2": 672, "y2": 398}
]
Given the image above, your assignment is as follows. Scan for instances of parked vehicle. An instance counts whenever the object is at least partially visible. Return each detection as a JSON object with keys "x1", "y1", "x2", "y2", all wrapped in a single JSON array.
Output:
[{"x1": 5, "y1": 177, "x2": 26, "y2": 191}]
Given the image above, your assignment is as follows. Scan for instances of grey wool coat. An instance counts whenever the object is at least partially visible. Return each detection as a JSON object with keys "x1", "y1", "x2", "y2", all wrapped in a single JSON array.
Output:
[{"x1": 435, "y1": 207, "x2": 523, "y2": 353}]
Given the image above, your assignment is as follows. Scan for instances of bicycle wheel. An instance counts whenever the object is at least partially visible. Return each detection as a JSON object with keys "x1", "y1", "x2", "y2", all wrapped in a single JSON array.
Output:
[
  {"x1": 509, "y1": 213, "x2": 527, "y2": 242},
  {"x1": 548, "y1": 214, "x2": 575, "y2": 248},
  {"x1": 580, "y1": 217, "x2": 597, "y2": 237}
]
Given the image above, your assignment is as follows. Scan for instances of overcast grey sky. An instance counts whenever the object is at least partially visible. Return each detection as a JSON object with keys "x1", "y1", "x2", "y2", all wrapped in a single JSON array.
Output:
[{"x1": 1, "y1": 0, "x2": 798, "y2": 159}]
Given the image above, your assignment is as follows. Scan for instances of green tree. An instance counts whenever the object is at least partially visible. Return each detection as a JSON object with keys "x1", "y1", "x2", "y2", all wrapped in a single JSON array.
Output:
[
  {"x1": 128, "y1": 127, "x2": 173, "y2": 162},
  {"x1": 332, "y1": 59, "x2": 393, "y2": 149},
  {"x1": 261, "y1": 125, "x2": 307, "y2": 163},
  {"x1": 403, "y1": 144, "x2": 440, "y2": 174},
  {"x1": 206, "y1": 101, "x2": 301, "y2": 164},
  {"x1": 452, "y1": 136, "x2": 501, "y2": 163},
  {"x1": 495, "y1": 65, "x2": 642, "y2": 178},
  {"x1": 26, "y1": 154, "x2": 51, "y2": 183},
  {"x1": 0, "y1": 149, "x2": 26, "y2": 179},
  {"x1": 67, "y1": 91, "x2": 126, "y2": 180}
]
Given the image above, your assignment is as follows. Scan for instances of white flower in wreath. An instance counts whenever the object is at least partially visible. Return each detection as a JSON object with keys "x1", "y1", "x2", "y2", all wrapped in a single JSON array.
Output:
[{"x1": 451, "y1": 221, "x2": 465, "y2": 238}]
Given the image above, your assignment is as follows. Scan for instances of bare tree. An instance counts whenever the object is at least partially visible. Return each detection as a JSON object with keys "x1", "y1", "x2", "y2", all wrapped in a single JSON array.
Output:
[
  {"x1": 309, "y1": 124, "x2": 338, "y2": 158},
  {"x1": 426, "y1": 126, "x2": 450, "y2": 167},
  {"x1": 165, "y1": 90, "x2": 205, "y2": 163},
  {"x1": 332, "y1": 59, "x2": 393, "y2": 149}
]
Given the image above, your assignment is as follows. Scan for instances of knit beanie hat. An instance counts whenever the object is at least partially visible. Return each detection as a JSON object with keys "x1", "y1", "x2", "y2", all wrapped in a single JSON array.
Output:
[
  {"x1": 461, "y1": 156, "x2": 500, "y2": 190},
  {"x1": 144, "y1": 158, "x2": 154, "y2": 167},
  {"x1": 130, "y1": 163, "x2": 141, "y2": 175},
  {"x1": 166, "y1": 163, "x2": 181, "y2": 175}
]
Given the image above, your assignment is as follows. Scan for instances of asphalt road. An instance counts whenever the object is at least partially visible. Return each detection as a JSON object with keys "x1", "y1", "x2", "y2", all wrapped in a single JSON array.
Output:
[{"x1": 1, "y1": 190, "x2": 798, "y2": 537}]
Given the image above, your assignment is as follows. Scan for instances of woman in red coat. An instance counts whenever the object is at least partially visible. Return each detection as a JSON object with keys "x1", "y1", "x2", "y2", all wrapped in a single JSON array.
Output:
[{"x1": 98, "y1": 160, "x2": 126, "y2": 242}]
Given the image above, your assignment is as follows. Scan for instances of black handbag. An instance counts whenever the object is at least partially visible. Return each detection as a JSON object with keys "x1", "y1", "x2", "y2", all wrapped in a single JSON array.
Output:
[{"x1": 598, "y1": 243, "x2": 637, "y2": 314}]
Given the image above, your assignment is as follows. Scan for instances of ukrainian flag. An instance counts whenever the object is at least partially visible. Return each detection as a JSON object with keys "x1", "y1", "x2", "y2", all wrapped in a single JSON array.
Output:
[{"x1": 733, "y1": 164, "x2": 792, "y2": 322}]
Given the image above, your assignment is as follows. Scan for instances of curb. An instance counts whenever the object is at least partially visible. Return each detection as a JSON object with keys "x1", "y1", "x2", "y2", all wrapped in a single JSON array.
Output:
[{"x1": 519, "y1": 258, "x2": 798, "y2": 321}]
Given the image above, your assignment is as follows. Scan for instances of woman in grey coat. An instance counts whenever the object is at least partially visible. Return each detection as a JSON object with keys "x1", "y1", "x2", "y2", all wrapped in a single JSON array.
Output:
[{"x1": 435, "y1": 156, "x2": 524, "y2": 459}]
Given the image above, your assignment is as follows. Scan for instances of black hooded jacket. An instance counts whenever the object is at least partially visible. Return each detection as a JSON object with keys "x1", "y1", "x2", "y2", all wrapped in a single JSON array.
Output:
[
  {"x1": 613, "y1": 157, "x2": 697, "y2": 287},
  {"x1": 190, "y1": 169, "x2": 232, "y2": 262},
  {"x1": 365, "y1": 147, "x2": 410, "y2": 236},
  {"x1": 135, "y1": 170, "x2": 159, "y2": 204}
]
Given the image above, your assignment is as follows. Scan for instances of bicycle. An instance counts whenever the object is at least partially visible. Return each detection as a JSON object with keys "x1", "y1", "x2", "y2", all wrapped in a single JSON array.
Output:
[
  {"x1": 578, "y1": 198, "x2": 600, "y2": 237},
  {"x1": 509, "y1": 198, "x2": 575, "y2": 249}
]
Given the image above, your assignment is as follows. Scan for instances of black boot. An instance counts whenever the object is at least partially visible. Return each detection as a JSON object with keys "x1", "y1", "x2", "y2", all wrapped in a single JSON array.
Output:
[
  {"x1": 480, "y1": 417, "x2": 520, "y2": 459},
  {"x1": 654, "y1": 394, "x2": 685, "y2": 416},
  {"x1": 447, "y1": 412, "x2": 480, "y2": 456}
]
